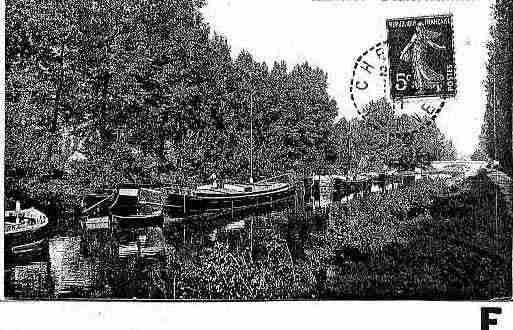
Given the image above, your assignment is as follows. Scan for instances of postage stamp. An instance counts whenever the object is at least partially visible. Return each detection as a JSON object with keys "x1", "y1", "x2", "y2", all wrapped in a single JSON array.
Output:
[{"x1": 386, "y1": 14, "x2": 457, "y2": 100}]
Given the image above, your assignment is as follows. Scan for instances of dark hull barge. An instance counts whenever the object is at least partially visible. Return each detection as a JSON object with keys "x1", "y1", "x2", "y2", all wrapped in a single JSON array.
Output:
[{"x1": 166, "y1": 181, "x2": 296, "y2": 218}]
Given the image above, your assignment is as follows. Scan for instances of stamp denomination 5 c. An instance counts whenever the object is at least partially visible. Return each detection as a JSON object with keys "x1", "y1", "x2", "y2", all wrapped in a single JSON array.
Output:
[{"x1": 387, "y1": 14, "x2": 457, "y2": 100}]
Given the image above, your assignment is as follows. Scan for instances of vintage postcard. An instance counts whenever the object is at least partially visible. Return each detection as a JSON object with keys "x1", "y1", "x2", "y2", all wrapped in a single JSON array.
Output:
[{"x1": 2, "y1": 0, "x2": 512, "y2": 305}]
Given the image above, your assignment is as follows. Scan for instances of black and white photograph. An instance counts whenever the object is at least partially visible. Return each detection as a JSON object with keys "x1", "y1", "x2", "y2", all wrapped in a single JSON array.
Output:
[{"x1": 2, "y1": 0, "x2": 512, "y2": 302}]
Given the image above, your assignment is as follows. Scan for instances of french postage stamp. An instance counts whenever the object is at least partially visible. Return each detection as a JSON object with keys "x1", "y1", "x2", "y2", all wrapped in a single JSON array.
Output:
[{"x1": 387, "y1": 14, "x2": 457, "y2": 100}]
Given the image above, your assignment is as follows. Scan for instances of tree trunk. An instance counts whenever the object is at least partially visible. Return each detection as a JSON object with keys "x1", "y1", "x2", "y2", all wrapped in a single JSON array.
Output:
[
  {"x1": 45, "y1": 39, "x2": 66, "y2": 168},
  {"x1": 100, "y1": 70, "x2": 111, "y2": 141}
]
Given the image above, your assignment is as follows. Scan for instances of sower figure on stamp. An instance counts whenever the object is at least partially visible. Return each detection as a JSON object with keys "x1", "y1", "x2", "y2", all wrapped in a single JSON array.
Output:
[{"x1": 400, "y1": 22, "x2": 447, "y2": 94}]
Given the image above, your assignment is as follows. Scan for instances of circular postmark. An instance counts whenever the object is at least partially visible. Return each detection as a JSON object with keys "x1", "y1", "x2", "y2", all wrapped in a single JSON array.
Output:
[
  {"x1": 349, "y1": 14, "x2": 456, "y2": 137},
  {"x1": 349, "y1": 40, "x2": 447, "y2": 137}
]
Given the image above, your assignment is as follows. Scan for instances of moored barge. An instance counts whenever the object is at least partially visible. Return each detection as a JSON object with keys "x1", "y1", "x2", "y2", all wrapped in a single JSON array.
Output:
[{"x1": 166, "y1": 179, "x2": 295, "y2": 217}]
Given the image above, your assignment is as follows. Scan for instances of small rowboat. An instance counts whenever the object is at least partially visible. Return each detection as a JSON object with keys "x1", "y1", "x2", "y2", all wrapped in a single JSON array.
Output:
[
  {"x1": 4, "y1": 207, "x2": 49, "y2": 256},
  {"x1": 80, "y1": 190, "x2": 114, "y2": 230},
  {"x1": 109, "y1": 187, "x2": 164, "y2": 228},
  {"x1": 80, "y1": 187, "x2": 164, "y2": 229}
]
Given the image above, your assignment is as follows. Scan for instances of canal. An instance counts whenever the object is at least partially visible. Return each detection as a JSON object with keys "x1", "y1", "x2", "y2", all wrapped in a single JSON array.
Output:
[{"x1": 8, "y1": 172, "x2": 508, "y2": 300}]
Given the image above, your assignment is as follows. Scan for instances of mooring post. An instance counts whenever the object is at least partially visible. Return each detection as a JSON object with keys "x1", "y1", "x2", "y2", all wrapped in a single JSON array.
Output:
[
  {"x1": 250, "y1": 217, "x2": 254, "y2": 263},
  {"x1": 183, "y1": 193, "x2": 186, "y2": 216},
  {"x1": 329, "y1": 176, "x2": 334, "y2": 226},
  {"x1": 173, "y1": 275, "x2": 176, "y2": 299},
  {"x1": 294, "y1": 191, "x2": 298, "y2": 215}
]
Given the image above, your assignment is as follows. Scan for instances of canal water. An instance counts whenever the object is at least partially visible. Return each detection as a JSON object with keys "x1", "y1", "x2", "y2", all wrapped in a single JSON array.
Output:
[{"x1": 4, "y1": 177, "x2": 415, "y2": 299}]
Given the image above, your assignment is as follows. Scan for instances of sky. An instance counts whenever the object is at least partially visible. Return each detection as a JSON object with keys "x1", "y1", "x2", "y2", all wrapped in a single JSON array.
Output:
[{"x1": 202, "y1": 0, "x2": 492, "y2": 158}]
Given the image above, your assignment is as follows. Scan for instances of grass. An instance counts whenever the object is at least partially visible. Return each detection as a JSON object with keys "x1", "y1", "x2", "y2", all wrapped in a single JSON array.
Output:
[
  {"x1": 314, "y1": 174, "x2": 512, "y2": 299},
  {"x1": 156, "y1": 175, "x2": 511, "y2": 300},
  {"x1": 5, "y1": 173, "x2": 512, "y2": 300}
]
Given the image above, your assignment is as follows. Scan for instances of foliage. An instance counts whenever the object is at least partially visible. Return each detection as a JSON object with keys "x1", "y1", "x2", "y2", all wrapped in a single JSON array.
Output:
[
  {"x1": 5, "y1": 0, "x2": 338, "y2": 193},
  {"x1": 5, "y1": 0, "x2": 457, "y2": 201},
  {"x1": 170, "y1": 240, "x2": 317, "y2": 300},
  {"x1": 478, "y1": 0, "x2": 513, "y2": 175},
  {"x1": 332, "y1": 99, "x2": 457, "y2": 173},
  {"x1": 139, "y1": 176, "x2": 509, "y2": 300},
  {"x1": 327, "y1": 178, "x2": 446, "y2": 252}
]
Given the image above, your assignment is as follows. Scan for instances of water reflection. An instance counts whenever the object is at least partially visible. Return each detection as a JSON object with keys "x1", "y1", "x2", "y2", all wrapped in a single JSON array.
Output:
[
  {"x1": 5, "y1": 260, "x2": 52, "y2": 298},
  {"x1": 49, "y1": 237, "x2": 100, "y2": 297},
  {"x1": 4, "y1": 177, "x2": 402, "y2": 299},
  {"x1": 6, "y1": 212, "x2": 314, "y2": 298}
]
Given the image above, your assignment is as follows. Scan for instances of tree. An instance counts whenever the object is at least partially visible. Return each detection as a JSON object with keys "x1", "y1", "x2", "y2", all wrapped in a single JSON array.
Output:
[
  {"x1": 333, "y1": 98, "x2": 456, "y2": 173},
  {"x1": 480, "y1": 0, "x2": 513, "y2": 175}
]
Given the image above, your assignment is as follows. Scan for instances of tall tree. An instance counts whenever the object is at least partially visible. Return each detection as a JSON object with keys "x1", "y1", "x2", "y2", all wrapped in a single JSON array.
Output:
[{"x1": 480, "y1": 0, "x2": 513, "y2": 175}]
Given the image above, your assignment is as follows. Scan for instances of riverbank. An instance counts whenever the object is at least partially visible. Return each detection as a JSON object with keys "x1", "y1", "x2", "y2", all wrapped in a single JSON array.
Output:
[
  {"x1": 160, "y1": 172, "x2": 512, "y2": 300},
  {"x1": 5, "y1": 171, "x2": 512, "y2": 300}
]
